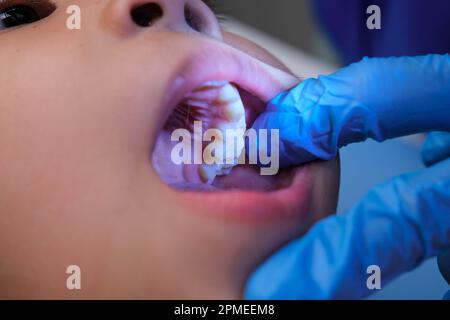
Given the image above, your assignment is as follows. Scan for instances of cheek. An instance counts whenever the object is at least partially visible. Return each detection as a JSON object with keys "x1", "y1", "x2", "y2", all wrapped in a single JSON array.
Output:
[
  {"x1": 223, "y1": 32, "x2": 291, "y2": 73},
  {"x1": 0, "y1": 56, "x2": 161, "y2": 215},
  {"x1": 0, "y1": 22, "x2": 184, "y2": 222}
]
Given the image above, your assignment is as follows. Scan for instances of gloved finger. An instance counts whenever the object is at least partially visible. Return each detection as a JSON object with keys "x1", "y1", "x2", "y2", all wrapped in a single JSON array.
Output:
[
  {"x1": 250, "y1": 108, "x2": 333, "y2": 168},
  {"x1": 263, "y1": 78, "x2": 325, "y2": 114},
  {"x1": 438, "y1": 250, "x2": 450, "y2": 285},
  {"x1": 251, "y1": 78, "x2": 339, "y2": 167},
  {"x1": 253, "y1": 55, "x2": 450, "y2": 166},
  {"x1": 322, "y1": 55, "x2": 450, "y2": 140},
  {"x1": 421, "y1": 131, "x2": 450, "y2": 280},
  {"x1": 245, "y1": 158, "x2": 450, "y2": 300},
  {"x1": 443, "y1": 290, "x2": 450, "y2": 300},
  {"x1": 422, "y1": 131, "x2": 450, "y2": 167}
]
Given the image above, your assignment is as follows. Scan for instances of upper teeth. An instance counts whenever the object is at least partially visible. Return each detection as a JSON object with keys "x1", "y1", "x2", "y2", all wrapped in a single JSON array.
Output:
[{"x1": 197, "y1": 82, "x2": 247, "y2": 184}]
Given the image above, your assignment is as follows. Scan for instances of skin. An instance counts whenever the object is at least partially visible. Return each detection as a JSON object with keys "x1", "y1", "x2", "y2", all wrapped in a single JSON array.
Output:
[{"x1": 0, "y1": 0, "x2": 339, "y2": 299}]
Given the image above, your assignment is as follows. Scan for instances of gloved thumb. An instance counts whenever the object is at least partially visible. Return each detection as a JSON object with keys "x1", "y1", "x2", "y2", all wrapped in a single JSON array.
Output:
[{"x1": 422, "y1": 131, "x2": 450, "y2": 167}]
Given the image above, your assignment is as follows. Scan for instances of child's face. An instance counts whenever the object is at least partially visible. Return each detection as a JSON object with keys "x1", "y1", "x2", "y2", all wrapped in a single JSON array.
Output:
[{"x1": 0, "y1": 0, "x2": 340, "y2": 299}]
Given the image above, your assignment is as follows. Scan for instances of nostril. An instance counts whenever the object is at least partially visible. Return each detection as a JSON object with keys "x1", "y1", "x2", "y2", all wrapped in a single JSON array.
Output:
[
  {"x1": 131, "y1": 3, "x2": 163, "y2": 27},
  {"x1": 184, "y1": 5, "x2": 202, "y2": 32}
]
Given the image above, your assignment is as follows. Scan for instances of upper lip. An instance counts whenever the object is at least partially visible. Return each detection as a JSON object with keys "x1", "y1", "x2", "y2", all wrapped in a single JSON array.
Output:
[{"x1": 160, "y1": 37, "x2": 299, "y2": 126}]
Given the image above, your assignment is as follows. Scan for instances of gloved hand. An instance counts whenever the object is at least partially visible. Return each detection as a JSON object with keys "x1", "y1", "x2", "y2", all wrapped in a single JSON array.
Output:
[
  {"x1": 439, "y1": 250, "x2": 450, "y2": 286},
  {"x1": 423, "y1": 132, "x2": 450, "y2": 291},
  {"x1": 444, "y1": 290, "x2": 450, "y2": 300},
  {"x1": 245, "y1": 55, "x2": 450, "y2": 300},
  {"x1": 245, "y1": 157, "x2": 450, "y2": 299},
  {"x1": 252, "y1": 54, "x2": 450, "y2": 167},
  {"x1": 422, "y1": 132, "x2": 450, "y2": 167}
]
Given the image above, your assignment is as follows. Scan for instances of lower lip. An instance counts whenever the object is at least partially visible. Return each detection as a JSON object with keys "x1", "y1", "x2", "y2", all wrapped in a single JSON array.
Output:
[{"x1": 175, "y1": 164, "x2": 312, "y2": 222}]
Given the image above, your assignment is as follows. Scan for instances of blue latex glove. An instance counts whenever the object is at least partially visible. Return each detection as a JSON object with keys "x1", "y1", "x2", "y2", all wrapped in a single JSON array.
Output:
[
  {"x1": 245, "y1": 55, "x2": 450, "y2": 300},
  {"x1": 422, "y1": 132, "x2": 450, "y2": 167},
  {"x1": 245, "y1": 158, "x2": 450, "y2": 299},
  {"x1": 438, "y1": 250, "x2": 450, "y2": 286},
  {"x1": 444, "y1": 291, "x2": 450, "y2": 300},
  {"x1": 424, "y1": 132, "x2": 450, "y2": 289},
  {"x1": 252, "y1": 54, "x2": 450, "y2": 167}
]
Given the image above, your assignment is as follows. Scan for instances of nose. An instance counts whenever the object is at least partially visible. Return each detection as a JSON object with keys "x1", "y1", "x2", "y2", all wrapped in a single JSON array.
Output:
[{"x1": 105, "y1": 0, "x2": 222, "y2": 39}]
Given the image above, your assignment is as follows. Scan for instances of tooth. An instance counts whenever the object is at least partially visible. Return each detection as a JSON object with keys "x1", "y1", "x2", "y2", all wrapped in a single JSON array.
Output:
[
  {"x1": 203, "y1": 150, "x2": 221, "y2": 165},
  {"x1": 217, "y1": 120, "x2": 246, "y2": 134},
  {"x1": 216, "y1": 121, "x2": 233, "y2": 133},
  {"x1": 237, "y1": 117, "x2": 247, "y2": 130},
  {"x1": 223, "y1": 99, "x2": 245, "y2": 122},
  {"x1": 218, "y1": 84, "x2": 241, "y2": 104},
  {"x1": 215, "y1": 122, "x2": 245, "y2": 165},
  {"x1": 188, "y1": 82, "x2": 248, "y2": 185},
  {"x1": 199, "y1": 164, "x2": 219, "y2": 183}
]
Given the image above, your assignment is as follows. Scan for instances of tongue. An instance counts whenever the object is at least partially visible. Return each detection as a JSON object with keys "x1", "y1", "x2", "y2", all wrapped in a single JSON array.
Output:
[{"x1": 213, "y1": 165, "x2": 294, "y2": 191}]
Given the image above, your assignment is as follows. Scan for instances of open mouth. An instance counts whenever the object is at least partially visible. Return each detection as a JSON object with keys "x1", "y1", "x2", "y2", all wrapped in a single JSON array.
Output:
[
  {"x1": 151, "y1": 41, "x2": 302, "y2": 194},
  {"x1": 152, "y1": 80, "x2": 297, "y2": 192},
  {"x1": 147, "y1": 39, "x2": 323, "y2": 220}
]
